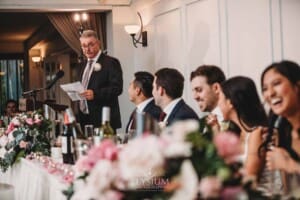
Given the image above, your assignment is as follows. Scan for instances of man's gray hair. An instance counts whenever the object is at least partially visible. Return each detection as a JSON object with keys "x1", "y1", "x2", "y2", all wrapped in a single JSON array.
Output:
[{"x1": 80, "y1": 30, "x2": 99, "y2": 39}]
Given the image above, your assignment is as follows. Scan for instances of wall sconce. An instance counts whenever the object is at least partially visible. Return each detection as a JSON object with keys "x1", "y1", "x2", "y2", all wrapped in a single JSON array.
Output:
[
  {"x1": 32, "y1": 56, "x2": 41, "y2": 63},
  {"x1": 124, "y1": 12, "x2": 148, "y2": 48},
  {"x1": 32, "y1": 56, "x2": 42, "y2": 67},
  {"x1": 74, "y1": 13, "x2": 88, "y2": 35}
]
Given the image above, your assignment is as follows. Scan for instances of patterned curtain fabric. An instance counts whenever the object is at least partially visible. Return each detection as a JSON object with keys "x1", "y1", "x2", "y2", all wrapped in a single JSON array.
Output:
[{"x1": 47, "y1": 13, "x2": 107, "y2": 55}]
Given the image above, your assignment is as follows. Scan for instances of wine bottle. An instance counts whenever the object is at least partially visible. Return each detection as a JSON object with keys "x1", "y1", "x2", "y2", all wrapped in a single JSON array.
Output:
[
  {"x1": 99, "y1": 107, "x2": 115, "y2": 141},
  {"x1": 61, "y1": 112, "x2": 75, "y2": 164},
  {"x1": 65, "y1": 108, "x2": 85, "y2": 139}
]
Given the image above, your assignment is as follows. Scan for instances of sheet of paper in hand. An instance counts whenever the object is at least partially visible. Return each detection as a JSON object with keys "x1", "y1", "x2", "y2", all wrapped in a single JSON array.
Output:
[{"x1": 60, "y1": 81, "x2": 86, "y2": 101}]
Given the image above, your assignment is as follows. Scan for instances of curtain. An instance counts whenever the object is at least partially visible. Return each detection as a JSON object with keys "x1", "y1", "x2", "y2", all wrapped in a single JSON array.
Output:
[
  {"x1": 47, "y1": 13, "x2": 107, "y2": 56},
  {"x1": 0, "y1": 59, "x2": 23, "y2": 114}
]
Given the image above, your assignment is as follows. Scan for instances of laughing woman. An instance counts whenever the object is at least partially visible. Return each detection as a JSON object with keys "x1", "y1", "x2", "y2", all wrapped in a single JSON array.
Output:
[{"x1": 261, "y1": 61, "x2": 300, "y2": 179}]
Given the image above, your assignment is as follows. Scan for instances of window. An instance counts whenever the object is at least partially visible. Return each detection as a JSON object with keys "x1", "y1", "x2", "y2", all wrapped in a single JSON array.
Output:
[{"x1": 0, "y1": 59, "x2": 24, "y2": 114}]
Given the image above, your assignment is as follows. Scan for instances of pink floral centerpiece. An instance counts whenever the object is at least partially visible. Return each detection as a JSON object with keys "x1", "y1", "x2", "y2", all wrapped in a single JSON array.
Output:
[
  {"x1": 65, "y1": 120, "x2": 244, "y2": 200},
  {"x1": 0, "y1": 111, "x2": 51, "y2": 172}
]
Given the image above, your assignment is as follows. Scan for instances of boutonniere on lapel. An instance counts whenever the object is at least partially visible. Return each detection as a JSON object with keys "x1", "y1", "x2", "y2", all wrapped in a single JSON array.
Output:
[
  {"x1": 93, "y1": 63, "x2": 102, "y2": 72},
  {"x1": 158, "y1": 121, "x2": 167, "y2": 130}
]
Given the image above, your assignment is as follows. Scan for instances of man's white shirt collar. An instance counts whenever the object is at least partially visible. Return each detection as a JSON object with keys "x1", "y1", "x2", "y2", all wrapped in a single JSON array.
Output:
[
  {"x1": 137, "y1": 98, "x2": 153, "y2": 113},
  {"x1": 211, "y1": 106, "x2": 224, "y2": 123},
  {"x1": 88, "y1": 50, "x2": 102, "y2": 64}
]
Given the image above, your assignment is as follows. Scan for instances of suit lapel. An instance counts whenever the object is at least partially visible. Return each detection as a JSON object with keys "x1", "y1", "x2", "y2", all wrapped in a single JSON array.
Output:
[
  {"x1": 88, "y1": 53, "x2": 105, "y2": 87},
  {"x1": 143, "y1": 99, "x2": 153, "y2": 113},
  {"x1": 79, "y1": 61, "x2": 87, "y2": 80},
  {"x1": 166, "y1": 99, "x2": 184, "y2": 125}
]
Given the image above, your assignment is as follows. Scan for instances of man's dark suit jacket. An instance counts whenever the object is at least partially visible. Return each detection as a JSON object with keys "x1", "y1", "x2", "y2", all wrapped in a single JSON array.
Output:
[
  {"x1": 166, "y1": 99, "x2": 199, "y2": 126},
  {"x1": 79, "y1": 53, "x2": 123, "y2": 130},
  {"x1": 125, "y1": 99, "x2": 162, "y2": 133}
]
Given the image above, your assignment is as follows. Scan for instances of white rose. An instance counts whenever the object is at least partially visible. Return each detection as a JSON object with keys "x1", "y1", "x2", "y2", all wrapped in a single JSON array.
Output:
[
  {"x1": 170, "y1": 120, "x2": 199, "y2": 142},
  {"x1": 88, "y1": 160, "x2": 116, "y2": 191},
  {"x1": 93, "y1": 63, "x2": 102, "y2": 71},
  {"x1": 0, "y1": 136, "x2": 8, "y2": 147},
  {"x1": 118, "y1": 135, "x2": 165, "y2": 189},
  {"x1": 163, "y1": 142, "x2": 192, "y2": 158},
  {"x1": 0, "y1": 147, "x2": 7, "y2": 158},
  {"x1": 170, "y1": 160, "x2": 199, "y2": 200}
]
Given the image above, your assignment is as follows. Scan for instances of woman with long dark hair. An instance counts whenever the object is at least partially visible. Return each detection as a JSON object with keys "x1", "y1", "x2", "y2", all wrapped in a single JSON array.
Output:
[{"x1": 218, "y1": 76, "x2": 276, "y2": 193}]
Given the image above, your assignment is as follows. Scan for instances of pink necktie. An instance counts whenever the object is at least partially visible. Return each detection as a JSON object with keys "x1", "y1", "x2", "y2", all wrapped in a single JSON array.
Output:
[{"x1": 80, "y1": 60, "x2": 93, "y2": 113}]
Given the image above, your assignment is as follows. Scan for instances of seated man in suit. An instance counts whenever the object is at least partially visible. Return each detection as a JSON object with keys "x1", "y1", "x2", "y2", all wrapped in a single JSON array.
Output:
[
  {"x1": 126, "y1": 71, "x2": 162, "y2": 133},
  {"x1": 152, "y1": 68, "x2": 199, "y2": 126},
  {"x1": 190, "y1": 65, "x2": 240, "y2": 134},
  {"x1": 190, "y1": 65, "x2": 225, "y2": 122}
]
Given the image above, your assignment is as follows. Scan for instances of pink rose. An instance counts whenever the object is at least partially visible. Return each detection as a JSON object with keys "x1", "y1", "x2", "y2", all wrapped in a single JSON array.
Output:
[
  {"x1": 221, "y1": 186, "x2": 244, "y2": 200},
  {"x1": 214, "y1": 131, "x2": 241, "y2": 161},
  {"x1": 62, "y1": 173, "x2": 74, "y2": 184},
  {"x1": 75, "y1": 139, "x2": 119, "y2": 173},
  {"x1": 5, "y1": 123, "x2": 15, "y2": 135},
  {"x1": 100, "y1": 139, "x2": 119, "y2": 161},
  {"x1": 199, "y1": 176, "x2": 222, "y2": 199},
  {"x1": 34, "y1": 118, "x2": 42, "y2": 125},
  {"x1": 75, "y1": 155, "x2": 96, "y2": 173},
  {"x1": 88, "y1": 139, "x2": 118, "y2": 161},
  {"x1": 25, "y1": 118, "x2": 34, "y2": 125}
]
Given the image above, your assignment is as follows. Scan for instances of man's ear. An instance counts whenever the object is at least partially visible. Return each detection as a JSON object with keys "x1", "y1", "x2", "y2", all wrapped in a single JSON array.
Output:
[
  {"x1": 212, "y1": 83, "x2": 221, "y2": 94},
  {"x1": 136, "y1": 87, "x2": 142, "y2": 96},
  {"x1": 159, "y1": 86, "x2": 164, "y2": 96}
]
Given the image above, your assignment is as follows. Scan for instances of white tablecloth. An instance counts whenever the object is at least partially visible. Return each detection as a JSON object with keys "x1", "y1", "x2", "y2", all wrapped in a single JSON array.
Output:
[{"x1": 0, "y1": 158, "x2": 67, "y2": 200}]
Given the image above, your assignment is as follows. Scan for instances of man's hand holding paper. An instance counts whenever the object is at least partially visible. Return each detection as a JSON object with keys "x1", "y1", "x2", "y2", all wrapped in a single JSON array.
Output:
[
  {"x1": 60, "y1": 81, "x2": 86, "y2": 101},
  {"x1": 80, "y1": 89, "x2": 94, "y2": 100}
]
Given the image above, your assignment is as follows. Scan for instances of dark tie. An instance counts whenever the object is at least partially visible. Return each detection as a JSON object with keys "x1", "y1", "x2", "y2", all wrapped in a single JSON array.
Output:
[
  {"x1": 80, "y1": 60, "x2": 93, "y2": 113},
  {"x1": 159, "y1": 112, "x2": 167, "y2": 122}
]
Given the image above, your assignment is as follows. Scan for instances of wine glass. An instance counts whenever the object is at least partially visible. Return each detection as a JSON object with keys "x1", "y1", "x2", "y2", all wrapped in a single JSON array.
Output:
[{"x1": 84, "y1": 124, "x2": 94, "y2": 138}]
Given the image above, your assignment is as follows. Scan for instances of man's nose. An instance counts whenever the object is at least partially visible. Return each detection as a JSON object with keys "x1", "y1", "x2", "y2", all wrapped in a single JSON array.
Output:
[{"x1": 192, "y1": 91, "x2": 199, "y2": 99}]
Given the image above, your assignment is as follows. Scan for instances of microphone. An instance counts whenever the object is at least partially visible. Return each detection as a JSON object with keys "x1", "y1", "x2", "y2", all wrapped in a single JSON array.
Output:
[
  {"x1": 274, "y1": 116, "x2": 282, "y2": 129},
  {"x1": 45, "y1": 70, "x2": 65, "y2": 90},
  {"x1": 22, "y1": 88, "x2": 43, "y2": 96},
  {"x1": 266, "y1": 114, "x2": 282, "y2": 150}
]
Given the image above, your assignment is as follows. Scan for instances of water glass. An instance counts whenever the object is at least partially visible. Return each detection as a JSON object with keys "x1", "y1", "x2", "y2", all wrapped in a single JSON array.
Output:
[
  {"x1": 84, "y1": 124, "x2": 94, "y2": 138},
  {"x1": 51, "y1": 147, "x2": 62, "y2": 162},
  {"x1": 75, "y1": 139, "x2": 90, "y2": 158}
]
